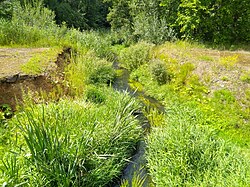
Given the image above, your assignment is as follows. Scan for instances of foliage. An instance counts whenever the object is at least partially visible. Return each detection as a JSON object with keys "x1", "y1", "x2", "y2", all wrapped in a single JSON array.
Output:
[
  {"x1": 150, "y1": 59, "x2": 171, "y2": 85},
  {"x1": 0, "y1": 89, "x2": 142, "y2": 186},
  {"x1": 119, "y1": 42, "x2": 153, "y2": 71},
  {"x1": 0, "y1": 104, "x2": 13, "y2": 120},
  {"x1": 85, "y1": 86, "x2": 106, "y2": 104},
  {"x1": 175, "y1": 0, "x2": 250, "y2": 43},
  {"x1": 89, "y1": 64, "x2": 115, "y2": 85},
  {"x1": 147, "y1": 104, "x2": 250, "y2": 186},
  {"x1": 43, "y1": 0, "x2": 110, "y2": 30},
  {"x1": 65, "y1": 51, "x2": 115, "y2": 96},
  {"x1": 107, "y1": 0, "x2": 249, "y2": 44},
  {"x1": 0, "y1": 0, "x2": 64, "y2": 46},
  {"x1": 0, "y1": 0, "x2": 15, "y2": 20}
]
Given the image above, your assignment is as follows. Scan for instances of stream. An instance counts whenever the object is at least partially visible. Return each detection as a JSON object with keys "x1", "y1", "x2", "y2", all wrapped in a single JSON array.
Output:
[{"x1": 112, "y1": 61, "x2": 165, "y2": 187}]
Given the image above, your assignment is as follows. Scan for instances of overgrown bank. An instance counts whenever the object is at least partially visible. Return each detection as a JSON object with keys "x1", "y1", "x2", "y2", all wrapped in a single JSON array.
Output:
[
  {"x1": 116, "y1": 41, "x2": 250, "y2": 186},
  {"x1": 0, "y1": 0, "x2": 250, "y2": 186}
]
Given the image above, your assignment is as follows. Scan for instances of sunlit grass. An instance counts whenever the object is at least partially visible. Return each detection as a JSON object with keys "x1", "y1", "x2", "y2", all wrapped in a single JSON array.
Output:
[{"x1": 0, "y1": 88, "x2": 142, "y2": 186}]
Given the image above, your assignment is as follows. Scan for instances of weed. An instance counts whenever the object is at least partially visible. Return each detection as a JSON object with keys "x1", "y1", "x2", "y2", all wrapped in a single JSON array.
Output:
[
  {"x1": 240, "y1": 71, "x2": 250, "y2": 83},
  {"x1": 219, "y1": 54, "x2": 239, "y2": 69}
]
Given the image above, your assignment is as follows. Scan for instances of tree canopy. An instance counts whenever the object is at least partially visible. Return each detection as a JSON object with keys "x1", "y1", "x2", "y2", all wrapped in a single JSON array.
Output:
[{"x1": 0, "y1": 0, "x2": 249, "y2": 44}]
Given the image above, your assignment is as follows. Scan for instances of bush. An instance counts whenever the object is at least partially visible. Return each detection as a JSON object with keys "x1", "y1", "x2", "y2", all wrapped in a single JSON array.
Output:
[
  {"x1": 150, "y1": 59, "x2": 171, "y2": 85},
  {"x1": 119, "y1": 42, "x2": 154, "y2": 71},
  {"x1": 85, "y1": 86, "x2": 106, "y2": 104},
  {"x1": 89, "y1": 63, "x2": 115, "y2": 85}
]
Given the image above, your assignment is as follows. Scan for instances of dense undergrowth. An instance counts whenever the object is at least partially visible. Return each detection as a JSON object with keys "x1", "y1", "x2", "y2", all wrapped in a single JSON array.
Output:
[
  {"x1": 1, "y1": 89, "x2": 142, "y2": 186},
  {"x1": 1, "y1": 1, "x2": 250, "y2": 186},
  {"x1": 118, "y1": 41, "x2": 250, "y2": 186},
  {"x1": 0, "y1": 1, "x2": 143, "y2": 186}
]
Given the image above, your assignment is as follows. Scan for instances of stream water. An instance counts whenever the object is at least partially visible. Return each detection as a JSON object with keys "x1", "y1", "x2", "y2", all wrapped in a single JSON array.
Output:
[{"x1": 112, "y1": 61, "x2": 165, "y2": 187}]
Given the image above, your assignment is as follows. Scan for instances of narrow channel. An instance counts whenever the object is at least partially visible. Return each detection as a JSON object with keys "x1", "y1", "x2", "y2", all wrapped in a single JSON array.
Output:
[{"x1": 112, "y1": 61, "x2": 165, "y2": 187}]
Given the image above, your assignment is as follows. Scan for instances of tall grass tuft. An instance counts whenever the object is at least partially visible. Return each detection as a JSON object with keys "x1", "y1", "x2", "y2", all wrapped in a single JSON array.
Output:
[
  {"x1": 0, "y1": 0, "x2": 65, "y2": 46},
  {"x1": 146, "y1": 103, "x2": 250, "y2": 186},
  {"x1": 1, "y1": 88, "x2": 142, "y2": 186}
]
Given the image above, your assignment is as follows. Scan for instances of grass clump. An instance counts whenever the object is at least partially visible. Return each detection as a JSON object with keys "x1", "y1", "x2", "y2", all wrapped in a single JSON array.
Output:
[
  {"x1": 0, "y1": 88, "x2": 142, "y2": 186},
  {"x1": 240, "y1": 71, "x2": 250, "y2": 83},
  {"x1": 147, "y1": 104, "x2": 250, "y2": 186},
  {"x1": 85, "y1": 86, "x2": 106, "y2": 104},
  {"x1": 65, "y1": 51, "x2": 115, "y2": 96}
]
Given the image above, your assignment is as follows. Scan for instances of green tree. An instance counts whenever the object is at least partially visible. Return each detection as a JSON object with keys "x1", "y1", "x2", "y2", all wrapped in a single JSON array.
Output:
[
  {"x1": 43, "y1": 0, "x2": 109, "y2": 29},
  {"x1": 0, "y1": 0, "x2": 16, "y2": 20}
]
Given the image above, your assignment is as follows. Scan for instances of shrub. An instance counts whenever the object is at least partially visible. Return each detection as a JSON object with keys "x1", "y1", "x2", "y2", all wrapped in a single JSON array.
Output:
[
  {"x1": 150, "y1": 59, "x2": 171, "y2": 85},
  {"x1": 89, "y1": 63, "x2": 116, "y2": 85},
  {"x1": 85, "y1": 86, "x2": 106, "y2": 104},
  {"x1": 119, "y1": 42, "x2": 154, "y2": 71}
]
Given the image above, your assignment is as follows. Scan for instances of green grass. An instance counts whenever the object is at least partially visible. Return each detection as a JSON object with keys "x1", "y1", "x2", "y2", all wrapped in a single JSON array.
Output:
[
  {"x1": 120, "y1": 41, "x2": 250, "y2": 186},
  {"x1": 21, "y1": 47, "x2": 62, "y2": 75},
  {"x1": 0, "y1": 87, "x2": 142, "y2": 186},
  {"x1": 1, "y1": 2, "x2": 250, "y2": 186},
  {"x1": 147, "y1": 104, "x2": 250, "y2": 186}
]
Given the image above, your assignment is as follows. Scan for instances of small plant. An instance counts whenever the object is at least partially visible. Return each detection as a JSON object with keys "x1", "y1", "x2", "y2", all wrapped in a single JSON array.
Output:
[
  {"x1": 0, "y1": 104, "x2": 13, "y2": 120},
  {"x1": 85, "y1": 86, "x2": 106, "y2": 104},
  {"x1": 240, "y1": 71, "x2": 250, "y2": 83},
  {"x1": 219, "y1": 55, "x2": 238, "y2": 69},
  {"x1": 221, "y1": 76, "x2": 229, "y2": 81},
  {"x1": 150, "y1": 59, "x2": 171, "y2": 85}
]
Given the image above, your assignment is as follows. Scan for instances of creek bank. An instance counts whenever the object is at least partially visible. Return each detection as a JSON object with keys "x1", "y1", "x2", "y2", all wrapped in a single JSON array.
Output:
[{"x1": 0, "y1": 48, "x2": 71, "y2": 109}]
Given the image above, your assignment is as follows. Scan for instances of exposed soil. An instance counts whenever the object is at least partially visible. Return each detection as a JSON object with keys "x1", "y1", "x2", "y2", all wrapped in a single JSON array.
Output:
[{"x1": 0, "y1": 47, "x2": 70, "y2": 109}]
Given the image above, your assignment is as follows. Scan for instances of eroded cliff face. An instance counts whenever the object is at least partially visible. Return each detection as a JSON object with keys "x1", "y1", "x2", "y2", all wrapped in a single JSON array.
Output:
[{"x1": 0, "y1": 48, "x2": 71, "y2": 109}]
